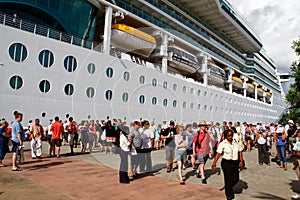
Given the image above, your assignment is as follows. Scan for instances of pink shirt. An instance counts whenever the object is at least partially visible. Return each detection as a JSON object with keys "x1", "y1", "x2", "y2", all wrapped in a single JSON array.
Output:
[{"x1": 193, "y1": 130, "x2": 211, "y2": 154}]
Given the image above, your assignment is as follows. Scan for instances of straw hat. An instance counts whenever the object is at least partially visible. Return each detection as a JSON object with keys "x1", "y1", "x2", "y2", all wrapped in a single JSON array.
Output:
[{"x1": 198, "y1": 120, "x2": 207, "y2": 126}]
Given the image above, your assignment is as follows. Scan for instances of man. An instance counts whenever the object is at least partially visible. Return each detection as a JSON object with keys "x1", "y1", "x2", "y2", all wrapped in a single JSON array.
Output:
[
  {"x1": 287, "y1": 120, "x2": 297, "y2": 154},
  {"x1": 128, "y1": 121, "x2": 143, "y2": 178},
  {"x1": 184, "y1": 124, "x2": 196, "y2": 170},
  {"x1": 139, "y1": 120, "x2": 154, "y2": 173},
  {"x1": 11, "y1": 112, "x2": 25, "y2": 171},
  {"x1": 193, "y1": 120, "x2": 212, "y2": 184},
  {"x1": 63, "y1": 119, "x2": 69, "y2": 145},
  {"x1": 46, "y1": 119, "x2": 54, "y2": 157},
  {"x1": 50, "y1": 116, "x2": 64, "y2": 158},
  {"x1": 29, "y1": 118, "x2": 44, "y2": 159},
  {"x1": 160, "y1": 120, "x2": 177, "y2": 173},
  {"x1": 228, "y1": 122, "x2": 237, "y2": 133},
  {"x1": 67, "y1": 117, "x2": 77, "y2": 155}
]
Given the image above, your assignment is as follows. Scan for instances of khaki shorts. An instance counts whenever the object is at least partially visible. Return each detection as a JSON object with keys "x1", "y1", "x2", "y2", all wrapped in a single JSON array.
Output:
[{"x1": 68, "y1": 134, "x2": 75, "y2": 145}]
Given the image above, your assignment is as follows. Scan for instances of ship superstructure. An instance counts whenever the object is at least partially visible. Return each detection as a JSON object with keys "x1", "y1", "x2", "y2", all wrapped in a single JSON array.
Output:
[{"x1": 0, "y1": 0, "x2": 286, "y2": 124}]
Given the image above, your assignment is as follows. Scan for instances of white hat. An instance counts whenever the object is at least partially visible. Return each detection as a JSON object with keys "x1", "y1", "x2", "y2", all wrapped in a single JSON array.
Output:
[
  {"x1": 276, "y1": 127, "x2": 283, "y2": 133},
  {"x1": 288, "y1": 120, "x2": 294, "y2": 124}
]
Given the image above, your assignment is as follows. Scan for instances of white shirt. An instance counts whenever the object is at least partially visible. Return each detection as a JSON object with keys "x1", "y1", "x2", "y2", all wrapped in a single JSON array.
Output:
[
  {"x1": 217, "y1": 139, "x2": 243, "y2": 160},
  {"x1": 141, "y1": 128, "x2": 154, "y2": 149},
  {"x1": 47, "y1": 124, "x2": 53, "y2": 135},
  {"x1": 120, "y1": 134, "x2": 130, "y2": 152}
]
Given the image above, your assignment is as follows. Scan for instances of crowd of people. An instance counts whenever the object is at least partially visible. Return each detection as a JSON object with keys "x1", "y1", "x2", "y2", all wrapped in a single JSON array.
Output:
[{"x1": 0, "y1": 111, "x2": 300, "y2": 200}]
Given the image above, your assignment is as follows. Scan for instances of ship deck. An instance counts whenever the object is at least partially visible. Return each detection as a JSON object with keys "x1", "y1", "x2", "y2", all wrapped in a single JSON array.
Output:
[{"x1": 0, "y1": 142, "x2": 299, "y2": 200}]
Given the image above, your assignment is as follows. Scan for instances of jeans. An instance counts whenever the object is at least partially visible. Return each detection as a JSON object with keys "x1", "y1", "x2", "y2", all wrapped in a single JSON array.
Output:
[
  {"x1": 119, "y1": 150, "x2": 129, "y2": 183},
  {"x1": 277, "y1": 145, "x2": 287, "y2": 165}
]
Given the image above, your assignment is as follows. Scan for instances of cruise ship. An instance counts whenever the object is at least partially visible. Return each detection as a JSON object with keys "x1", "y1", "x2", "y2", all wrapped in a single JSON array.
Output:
[{"x1": 0, "y1": 0, "x2": 287, "y2": 125}]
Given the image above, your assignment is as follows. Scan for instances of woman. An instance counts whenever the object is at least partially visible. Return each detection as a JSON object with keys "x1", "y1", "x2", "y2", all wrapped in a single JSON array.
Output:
[
  {"x1": 105, "y1": 120, "x2": 116, "y2": 154},
  {"x1": 275, "y1": 125, "x2": 287, "y2": 170},
  {"x1": 253, "y1": 127, "x2": 269, "y2": 165},
  {"x1": 174, "y1": 125, "x2": 188, "y2": 185},
  {"x1": 212, "y1": 129, "x2": 244, "y2": 200},
  {"x1": 118, "y1": 129, "x2": 131, "y2": 183},
  {"x1": 292, "y1": 127, "x2": 300, "y2": 157},
  {"x1": 245, "y1": 124, "x2": 252, "y2": 152},
  {"x1": 0, "y1": 120, "x2": 11, "y2": 167}
]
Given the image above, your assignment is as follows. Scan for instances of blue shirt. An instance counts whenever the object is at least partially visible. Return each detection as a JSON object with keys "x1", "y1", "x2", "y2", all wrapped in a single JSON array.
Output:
[
  {"x1": 12, "y1": 120, "x2": 25, "y2": 143},
  {"x1": 184, "y1": 131, "x2": 195, "y2": 150}
]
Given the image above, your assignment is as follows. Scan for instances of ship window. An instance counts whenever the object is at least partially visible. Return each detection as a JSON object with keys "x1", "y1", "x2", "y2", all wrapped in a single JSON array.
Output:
[
  {"x1": 9, "y1": 75, "x2": 23, "y2": 90},
  {"x1": 215, "y1": 107, "x2": 218, "y2": 112},
  {"x1": 105, "y1": 90, "x2": 112, "y2": 101},
  {"x1": 152, "y1": 79, "x2": 157, "y2": 87},
  {"x1": 64, "y1": 55, "x2": 77, "y2": 72},
  {"x1": 39, "y1": 50, "x2": 54, "y2": 68},
  {"x1": 106, "y1": 67, "x2": 113, "y2": 78},
  {"x1": 87, "y1": 63, "x2": 96, "y2": 74},
  {"x1": 86, "y1": 87, "x2": 95, "y2": 98},
  {"x1": 204, "y1": 91, "x2": 207, "y2": 97},
  {"x1": 152, "y1": 97, "x2": 157, "y2": 105},
  {"x1": 204, "y1": 105, "x2": 207, "y2": 111},
  {"x1": 191, "y1": 88, "x2": 194, "y2": 94},
  {"x1": 190, "y1": 103, "x2": 194, "y2": 109},
  {"x1": 197, "y1": 104, "x2": 201, "y2": 110},
  {"x1": 183, "y1": 102, "x2": 186, "y2": 108},
  {"x1": 124, "y1": 71, "x2": 130, "y2": 81},
  {"x1": 41, "y1": 112, "x2": 46, "y2": 118},
  {"x1": 163, "y1": 81, "x2": 168, "y2": 89},
  {"x1": 173, "y1": 84, "x2": 177, "y2": 91},
  {"x1": 122, "y1": 92, "x2": 128, "y2": 102},
  {"x1": 39, "y1": 80, "x2": 50, "y2": 93},
  {"x1": 139, "y1": 95, "x2": 145, "y2": 104},
  {"x1": 9, "y1": 43, "x2": 27, "y2": 62},
  {"x1": 215, "y1": 94, "x2": 218, "y2": 99},
  {"x1": 183, "y1": 86, "x2": 187, "y2": 93},
  {"x1": 64, "y1": 84, "x2": 74, "y2": 96},
  {"x1": 210, "y1": 106, "x2": 213, "y2": 111},
  {"x1": 173, "y1": 100, "x2": 177, "y2": 108},
  {"x1": 163, "y1": 99, "x2": 168, "y2": 107},
  {"x1": 139, "y1": 76, "x2": 145, "y2": 84},
  {"x1": 197, "y1": 90, "x2": 201, "y2": 96}
]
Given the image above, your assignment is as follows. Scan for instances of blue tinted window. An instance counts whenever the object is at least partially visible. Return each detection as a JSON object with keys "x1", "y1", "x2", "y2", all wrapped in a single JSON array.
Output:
[
  {"x1": 106, "y1": 67, "x2": 113, "y2": 78},
  {"x1": 64, "y1": 84, "x2": 74, "y2": 96},
  {"x1": 64, "y1": 55, "x2": 77, "y2": 72},
  {"x1": 39, "y1": 50, "x2": 54, "y2": 68},
  {"x1": 105, "y1": 90, "x2": 113, "y2": 100},
  {"x1": 86, "y1": 87, "x2": 95, "y2": 98},
  {"x1": 9, "y1": 43, "x2": 27, "y2": 62},
  {"x1": 39, "y1": 80, "x2": 50, "y2": 93},
  {"x1": 9, "y1": 75, "x2": 23, "y2": 90}
]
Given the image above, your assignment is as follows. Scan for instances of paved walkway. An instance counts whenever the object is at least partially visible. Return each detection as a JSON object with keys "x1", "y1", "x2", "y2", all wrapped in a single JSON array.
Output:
[{"x1": 0, "y1": 142, "x2": 299, "y2": 200}]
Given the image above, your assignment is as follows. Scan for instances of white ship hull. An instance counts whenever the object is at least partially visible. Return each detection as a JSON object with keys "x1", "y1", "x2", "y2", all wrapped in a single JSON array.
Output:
[{"x1": 0, "y1": 25, "x2": 286, "y2": 125}]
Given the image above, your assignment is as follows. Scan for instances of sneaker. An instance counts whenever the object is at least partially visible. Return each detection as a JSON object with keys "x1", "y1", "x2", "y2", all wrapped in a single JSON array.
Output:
[
  {"x1": 292, "y1": 193, "x2": 300, "y2": 199},
  {"x1": 196, "y1": 173, "x2": 201, "y2": 178},
  {"x1": 192, "y1": 166, "x2": 197, "y2": 171},
  {"x1": 183, "y1": 165, "x2": 186, "y2": 170},
  {"x1": 166, "y1": 168, "x2": 171, "y2": 173},
  {"x1": 202, "y1": 179, "x2": 207, "y2": 184}
]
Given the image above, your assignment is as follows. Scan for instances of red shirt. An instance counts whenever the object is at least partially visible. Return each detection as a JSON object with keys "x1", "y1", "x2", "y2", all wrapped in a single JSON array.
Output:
[
  {"x1": 193, "y1": 130, "x2": 211, "y2": 154},
  {"x1": 50, "y1": 121, "x2": 64, "y2": 139},
  {"x1": 68, "y1": 122, "x2": 77, "y2": 134}
]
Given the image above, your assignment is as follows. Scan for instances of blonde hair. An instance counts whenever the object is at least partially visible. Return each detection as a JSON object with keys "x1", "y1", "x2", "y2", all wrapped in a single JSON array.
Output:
[
  {"x1": 176, "y1": 125, "x2": 184, "y2": 134},
  {"x1": 0, "y1": 119, "x2": 7, "y2": 128}
]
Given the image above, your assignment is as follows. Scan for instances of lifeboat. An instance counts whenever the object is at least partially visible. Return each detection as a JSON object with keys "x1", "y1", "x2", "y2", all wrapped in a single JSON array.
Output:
[
  {"x1": 246, "y1": 83, "x2": 254, "y2": 93},
  {"x1": 265, "y1": 92, "x2": 272, "y2": 99},
  {"x1": 232, "y1": 76, "x2": 243, "y2": 89},
  {"x1": 167, "y1": 45, "x2": 198, "y2": 75},
  {"x1": 207, "y1": 62, "x2": 226, "y2": 85},
  {"x1": 257, "y1": 88, "x2": 264, "y2": 97},
  {"x1": 111, "y1": 24, "x2": 156, "y2": 57}
]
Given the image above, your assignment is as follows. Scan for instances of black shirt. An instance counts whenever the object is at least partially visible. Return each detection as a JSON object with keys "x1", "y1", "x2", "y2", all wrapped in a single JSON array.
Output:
[{"x1": 161, "y1": 127, "x2": 177, "y2": 147}]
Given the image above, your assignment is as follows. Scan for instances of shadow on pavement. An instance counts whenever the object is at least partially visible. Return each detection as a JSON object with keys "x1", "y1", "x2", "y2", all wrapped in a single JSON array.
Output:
[
  {"x1": 233, "y1": 179, "x2": 248, "y2": 194},
  {"x1": 26, "y1": 160, "x2": 73, "y2": 171},
  {"x1": 250, "y1": 192, "x2": 286, "y2": 200},
  {"x1": 290, "y1": 180, "x2": 300, "y2": 193}
]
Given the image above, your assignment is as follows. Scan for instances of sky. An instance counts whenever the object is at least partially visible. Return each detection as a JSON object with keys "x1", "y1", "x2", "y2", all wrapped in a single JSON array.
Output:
[{"x1": 228, "y1": 0, "x2": 300, "y2": 73}]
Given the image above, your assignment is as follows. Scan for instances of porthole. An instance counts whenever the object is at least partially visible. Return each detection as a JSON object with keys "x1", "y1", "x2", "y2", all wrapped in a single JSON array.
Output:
[
  {"x1": 9, "y1": 43, "x2": 27, "y2": 62},
  {"x1": 39, "y1": 49, "x2": 54, "y2": 68},
  {"x1": 9, "y1": 75, "x2": 23, "y2": 90},
  {"x1": 139, "y1": 75, "x2": 145, "y2": 84},
  {"x1": 86, "y1": 87, "x2": 95, "y2": 98},
  {"x1": 190, "y1": 103, "x2": 194, "y2": 109},
  {"x1": 87, "y1": 63, "x2": 96, "y2": 74},
  {"x1": 41, "y1": 112, "x2": 46, "y2": 117},
  {"x1": 197, "y1": 104, "x2": 201, "y2": 110},
  {"x1": 163, "y1": 99, "x2": 168, "y2": 107},
  {"x1": 64, "y1": 84, "x2": 74, "y2": 96},
  {"x1": 106, "y1": 67, "x2": 113, "y2": 78},
  {"x1": 210, "y1": 106, "x2": 213, "y2": 111},
  {"x1": 173, "y1": 84, "x2": 177, "y2": 91},
  {"x1": 183, "y1": 86, "x2": 187, "y2": 93},
  {"x1": 204, "y1": 105, "x2": 207, "y2": 111},
  {"x1": 122, "y1": 92, "x2": 128, "y2": 102},
  {"x1": 139, "y1": 95, "x2": 145, "y2": 104},
  {"x1": 204, "y1": 91, "x2": 207, "y2": 97},
  {"x1": 152, "y1": 79, "x2": 157, "y2": 87},
  {"x1": 163, "y1": 81, "x2": 168, "y2": 89},
  {"x1": 215, "y1": 107, "x2": 218, "y2": 112},
  {"x1": 39, "y1": 80, "x2": 50, "y2": 93},
  {"x1": 197, "y1": 90, "x2": 201, "y2": 96},
  {"x1": 191, "y1": 88, "x2": 194, "y2": 94},
  {"x1": 105, "y1": 90, "x2": 112, "y2": 100},
  {"x1": 173, "y1": 100, "x2": 177, "y2": 108},
  {"x1": 64, "y1": 55, "x2": 77, "y2": 72},
  {"x1": 183, "y1": 102, "x2": 186, "y2": 108},
  {"x1": 124, "y1": 71, "x2": 130, "y2": 81},
  {"x1": 152, "y1": 97, "x2": 157, "y2": 105}
]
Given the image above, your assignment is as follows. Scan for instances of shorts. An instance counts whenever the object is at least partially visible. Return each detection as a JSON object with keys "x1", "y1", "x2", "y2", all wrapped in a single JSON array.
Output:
[
  {"x1": 68, "y1": 134, "x2": 75, "y2": 145},
  {"x1": 11, "y1": 141, "x2": 20, "y2": 153},
  {"x1": 165, "y1": 146, "x2": 175, "y2": 162},
  {"x1": 186, "y1": 149, "x2": 193, "y2": 155},
  {"x1": 47, "y1": 135, "x2": 52, "y2": 144},
  {"x1": 175, "y1": 149, "x2": 187, "y2": 163},
  {"x1": 51, "y1": 139, "x2": 62, "y2": 147},
  {"x1": 197, "y1": 153, "x2": 209, "y2": 165}
]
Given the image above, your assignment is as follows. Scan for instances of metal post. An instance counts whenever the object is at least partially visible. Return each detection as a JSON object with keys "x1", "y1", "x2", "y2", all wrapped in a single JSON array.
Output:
[
  {"x1": 161, "y1": 34, "x2": 169, "y2": 74},
  {"x1": 103, "y1": 6, "x2": 112, "y2": 55},
  {"x1": 254, "y1": 82, "x2": 258, "y2": 101}
]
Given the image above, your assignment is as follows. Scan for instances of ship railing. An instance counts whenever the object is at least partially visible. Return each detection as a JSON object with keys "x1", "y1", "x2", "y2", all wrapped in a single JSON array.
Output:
[{"x1": 0, "y1": 12, "x2": 101, "y2": 52}]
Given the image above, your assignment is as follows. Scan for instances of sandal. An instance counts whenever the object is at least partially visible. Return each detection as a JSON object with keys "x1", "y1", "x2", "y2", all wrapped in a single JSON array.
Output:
[
  {"x1": 0, "y1": 164, "x2": 5, "y2": 167},
  {"x1": 12, "y1": 167, "x2": 22, "y2": 171}
]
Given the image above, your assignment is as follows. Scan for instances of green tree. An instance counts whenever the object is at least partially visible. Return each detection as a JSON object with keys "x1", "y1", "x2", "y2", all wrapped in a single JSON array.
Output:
[{"x1": 285, "y1": 38, "x2": 300, "y2": 121}]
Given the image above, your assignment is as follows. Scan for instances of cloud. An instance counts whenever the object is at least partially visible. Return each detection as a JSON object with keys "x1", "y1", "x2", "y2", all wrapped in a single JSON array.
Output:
[{"x1": 229, "y1": 0, "x2": 300, "y2": 72}]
